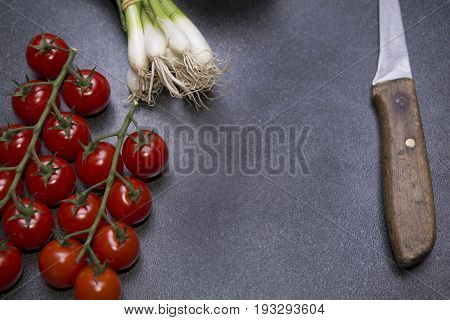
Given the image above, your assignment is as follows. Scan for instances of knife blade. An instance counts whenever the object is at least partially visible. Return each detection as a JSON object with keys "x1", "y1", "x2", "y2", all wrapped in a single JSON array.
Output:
[{"x1": 372, "y1": 0, "x2": 436, "y2": 269}]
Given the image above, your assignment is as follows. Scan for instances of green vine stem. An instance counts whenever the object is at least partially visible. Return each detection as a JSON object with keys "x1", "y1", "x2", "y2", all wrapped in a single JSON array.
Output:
[
  {"x1": 63, "y1": 229, "x2": 90, "y2": 240},
  {"x1": 12, "y1": 80, "x2": 49, "y2": 94},
  {"x1": 0, "y1": 48, "x2": 78, "y2": 211},
  {"x1": 7, "y1": 126, "x2": 35, "y2": 133},
  {"x1": 76, "y1": 101, "x2": 139, "y2": 262},
  {"x1": 51, "y1": 102, "x2": 65, "y2": 120},
  {"x1": 92, "y1": 131, "x2": 120, "y2": 143},
  {"x1": 114, "y1": 171, "x2": 141, "y2": 201},
  {"x1": 87, "y1": 246, "x2": 101, "y2": 265}
]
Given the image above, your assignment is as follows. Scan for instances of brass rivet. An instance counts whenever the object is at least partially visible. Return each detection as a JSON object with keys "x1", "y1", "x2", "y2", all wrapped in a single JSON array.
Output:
[{"x1": 405, "y1": 138, "x2": 416, "y2": 148}]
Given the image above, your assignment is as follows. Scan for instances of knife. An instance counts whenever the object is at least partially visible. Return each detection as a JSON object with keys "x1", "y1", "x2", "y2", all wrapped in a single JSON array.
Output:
[{"x1": 372, "y1": 0, "x2": 436, "y2": 269}]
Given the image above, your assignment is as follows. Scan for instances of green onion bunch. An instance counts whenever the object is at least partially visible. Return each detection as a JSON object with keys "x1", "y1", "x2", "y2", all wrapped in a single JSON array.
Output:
[{"x1": 117, "y1": 0, "x2": 226, "y2": 108}]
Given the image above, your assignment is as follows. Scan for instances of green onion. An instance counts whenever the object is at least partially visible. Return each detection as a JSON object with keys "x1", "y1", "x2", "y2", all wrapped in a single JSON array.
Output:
[
  {"x1": 149, "y1": 0, "x2": 190, "y2": 58},
  {"x1": 126, "y1": 67, "x2": 140, "y2": 98},
  {"x1": 141, "y1": 3, "x2": 188, "y2": 99},
  {"x1": 124, "y1": 2, "x2": 147, "y2": 77},
  {"x1": 161, "y1": 0, "x2": 214, "y2": 67}
]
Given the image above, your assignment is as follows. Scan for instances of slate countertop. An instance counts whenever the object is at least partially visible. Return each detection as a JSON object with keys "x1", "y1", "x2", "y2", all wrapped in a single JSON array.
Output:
[{"x1": 0, "y1": 0, "x2": 449, "y2": 299}]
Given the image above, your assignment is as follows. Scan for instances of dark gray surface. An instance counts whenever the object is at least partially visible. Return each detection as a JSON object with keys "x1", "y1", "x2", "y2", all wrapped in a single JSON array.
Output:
[{"x1": 0, "y1": 0, "x2": 449, "y2": 299}]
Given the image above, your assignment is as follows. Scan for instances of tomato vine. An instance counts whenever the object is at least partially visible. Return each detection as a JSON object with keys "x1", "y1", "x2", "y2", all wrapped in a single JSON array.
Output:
[{"x1": 1, "y1": 33, "x2": 167, "y2": 299}]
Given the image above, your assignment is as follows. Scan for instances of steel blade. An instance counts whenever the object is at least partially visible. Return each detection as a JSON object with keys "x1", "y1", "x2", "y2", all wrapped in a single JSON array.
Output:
[{"x1": 373, "y1": 0, "x2": 412, "y2": 85}]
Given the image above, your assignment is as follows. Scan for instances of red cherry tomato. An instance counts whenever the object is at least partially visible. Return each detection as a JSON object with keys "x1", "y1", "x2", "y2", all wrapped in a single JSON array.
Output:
[
  {"x1": 43, "y1": 112, "x2": 90, "y2": 161},
  {"x1": 75, "y1": 142, "x2": 123, "y2": 188},
  {"x1": 11, "y1": 80, "x2": 61, "y2": 125},
  {"x1": 25, "y1": 155, "x2": 75, "y2": 206},
  {"x1": 75, "y1": 266, "x2": 122, "y2": 300},
  {"x1": 2, "y1": 198, "x2": 54, "y2": 250},
  {"x1": 57, "y1": 193, "x2": 103, "y2": 241},
  {"x1": 38, "y1": 239, "x2": 87, "y2": 289},
  {"x1": 26, "y1": 33, "x2": 69, "y2": 79},
  {"x1": 0, "y1": 171, "x2": 23, "y2": 200},
  {"x1": 93, "y1": 222, "x2": 140, "y2": 271},
  {"x1": 107, "y1": 177, "x2": 152, "y2": 225},
  {"x1": 0, "y1": 125, "x2": 41, "y2": 166},
  {"x1": 62, "y1": 69, "x2": 110, "y2": 116},
  {"x1": 0, "y1": 170, "x2": 24, "y2": 216},
  {"x1": 0, "y1": 240, "x2": 23, "y2": 292},
  {"x1": 122, "y1": 130, "x2": 169, "y2": 179}
]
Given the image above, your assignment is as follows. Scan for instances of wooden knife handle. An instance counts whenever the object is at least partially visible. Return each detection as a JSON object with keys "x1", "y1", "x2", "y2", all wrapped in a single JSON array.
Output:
[{"x1": 372, "y1": 78, "x2": 436, "y2": 269}]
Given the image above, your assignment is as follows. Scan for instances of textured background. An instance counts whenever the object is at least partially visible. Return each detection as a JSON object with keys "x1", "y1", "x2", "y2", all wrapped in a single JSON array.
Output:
[{"x1": 0, "y1": 0, "x2": 449, "y2": 299}]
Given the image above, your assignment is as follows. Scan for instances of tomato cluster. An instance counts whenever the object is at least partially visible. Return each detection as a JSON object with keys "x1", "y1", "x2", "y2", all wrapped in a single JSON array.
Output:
[{"x1": 0, "y1": 33, "x2": 169, "y2": 299}]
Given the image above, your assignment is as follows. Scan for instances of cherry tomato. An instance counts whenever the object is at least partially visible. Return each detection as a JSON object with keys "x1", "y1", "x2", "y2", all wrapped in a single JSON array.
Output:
[
  {"x1": 25, "y1": 155, "x2": 75, "y2": 206},
  {"x1": 26, "y1": 33, "x2": 69, "y2": 79},
  {"x1": 11, "y1": 80, "x2": 61, "y2": 125},
  {"x1": 38, "y1": 239, "x2": 87, "y2": 289},
  {"x1": 2, "y1": 198, "x2": 54, "y2": 250},
  {"x1": 57, "y1": 193, "x2": 103, "y2": 241},
  {"x1": 62, "y1": 69, "x2": 110, "y2": 116},
  {"x1": 75, "y1": 266, "x2": 122, "y2": 300},
  {"x1": 43, "y1": 112, "x2": 90, "y2": 161},
  {"x1": 75, "y1": 142, "x2": 123, "y2": 188},
  {"x1": 0, "y1": 240, "x2": 23, "y2": 292},
  {"x1": 0, "y1": 171, "x2": 23, "y2": 200},
  {"x1": 93, "y1": 222, "x2": 140, "y2": 271},
  {"x1": 0, "y1": 170, "x2": 24, "y2": 216},
  {"x1": 107, "y1": 177, "x2": 152, "y2": 225},
  {"x1": 0, "y1": 125, "x2": 41, "y2": 166},
  {"x1": 122, "y1": 130, "x2": 169, "y2": 179}
]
